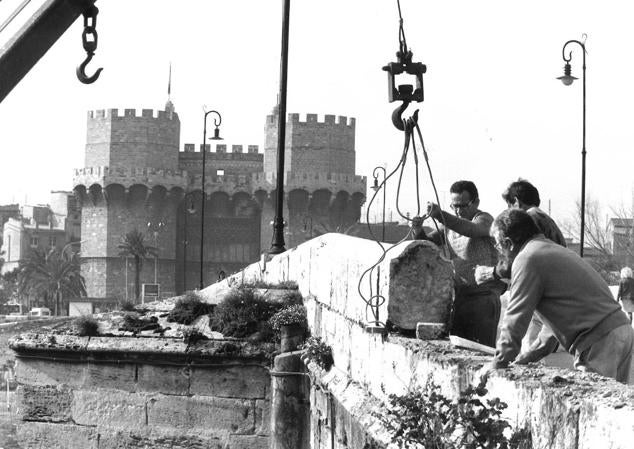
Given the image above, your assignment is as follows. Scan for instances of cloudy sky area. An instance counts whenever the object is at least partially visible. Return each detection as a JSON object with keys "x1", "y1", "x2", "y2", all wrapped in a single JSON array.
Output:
[{"x1": 0, "y1": 0, "x2": 632, "y2": 229}]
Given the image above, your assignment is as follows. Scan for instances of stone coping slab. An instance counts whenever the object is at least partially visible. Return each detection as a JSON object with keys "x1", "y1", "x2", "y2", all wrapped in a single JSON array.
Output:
[{"x1": 10, "y1": 333, "x2": 275, "y2": 363}]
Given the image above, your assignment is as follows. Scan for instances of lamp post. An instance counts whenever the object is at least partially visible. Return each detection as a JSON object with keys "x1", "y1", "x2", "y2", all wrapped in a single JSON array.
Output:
[
  {"x1": 147, "y1": 221, "x2": 164, "y2": 284},
  {"x1": 269, "y1": 0, "x2": 291, "y2": 255},
  {"x1": 557, "y1": 36, "x2": 586, "y2": 257},
  {"x1": 302, "y1": 215, "x2": 313, "y2": 240},
  {"x1": 182, "y1": 194, "x2": 196, "y2": 292},
  {"x1": 200, "y1": 109, "x2": 223, "y2": 289},
  {"x1": 371, "y1": 166, "x2": 386, "y2": 241}
]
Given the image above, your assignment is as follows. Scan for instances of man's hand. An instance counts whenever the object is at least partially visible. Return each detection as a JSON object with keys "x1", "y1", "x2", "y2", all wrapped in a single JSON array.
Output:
[
  {"x1": 474, "y1": 265, "x2": 495, "y2": 285},
  {"x1": 411, "y1": 216, "x2": 425, "y2": 239},
  {"x1": 426, "y1": 202, "x2": 443, "y2": 220},
  {"x1": 477, "y1": 362, "x2": 498, "y2": 389}
]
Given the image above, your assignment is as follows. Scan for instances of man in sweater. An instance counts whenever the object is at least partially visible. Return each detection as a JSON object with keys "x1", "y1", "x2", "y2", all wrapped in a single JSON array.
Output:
[
  {"x1": 412, "y1": 180, "x2": 504, "y2": 347},
  {"x1": 483, "y1": 208, "x2": 633, "y2": 383}
]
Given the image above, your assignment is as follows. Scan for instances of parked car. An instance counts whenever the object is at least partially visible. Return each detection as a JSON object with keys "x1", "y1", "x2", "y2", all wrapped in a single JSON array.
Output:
[{"x1": 28, "y1": 307, "x2": 51, "y2": 317}]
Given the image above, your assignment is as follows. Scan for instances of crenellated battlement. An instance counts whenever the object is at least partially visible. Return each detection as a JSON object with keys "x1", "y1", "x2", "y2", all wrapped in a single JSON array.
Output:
[
  {"x1": 181, "y1": 143, "x2": 260, "y2": 154},
  {"x1": 87, "y1": 108, "x2": 179, "y2": 121},
  {"x1": 252, "y1": 171, "x2": 366, "y2": 195},
  {"x1": 267, "y1": 112, "x2": 355, "y2": 128}
]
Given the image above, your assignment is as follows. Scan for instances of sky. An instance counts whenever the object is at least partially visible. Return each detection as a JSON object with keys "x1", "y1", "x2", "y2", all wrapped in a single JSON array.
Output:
[{"x1": 1, "y1": 0, "x2": 633, "y2": 228}]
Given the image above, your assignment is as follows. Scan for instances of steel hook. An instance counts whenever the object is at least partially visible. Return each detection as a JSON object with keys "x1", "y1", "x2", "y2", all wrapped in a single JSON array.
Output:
[
  {"x1": 76, "y1": 52, "x2": 103, "y2": 84},
  {"x1": 391, "y1": 100, "x2": 410, "y2": 131}
]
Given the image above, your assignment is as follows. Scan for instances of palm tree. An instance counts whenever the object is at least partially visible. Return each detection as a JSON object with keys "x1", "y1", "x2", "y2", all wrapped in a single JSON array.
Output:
[
  {"x1": 117, "y1": 229, "x2": 158, "y2": 302},
  {"x1": 18, "y1": 246, "x2": 86, "y2": 315}
]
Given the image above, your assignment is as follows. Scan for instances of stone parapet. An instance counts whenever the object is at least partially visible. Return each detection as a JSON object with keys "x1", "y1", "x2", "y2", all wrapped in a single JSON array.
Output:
[
  {"x1": 73, "y1": 166, "x2": 188, "y2": 191},
  {"x1": 220, "y1": 233, "x2": 634, "y2": 449}
]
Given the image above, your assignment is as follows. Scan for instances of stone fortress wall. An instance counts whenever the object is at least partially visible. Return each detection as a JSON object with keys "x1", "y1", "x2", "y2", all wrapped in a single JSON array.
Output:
[{"x1": 73, "y1": 106, "x2": 367, "y2": 300}]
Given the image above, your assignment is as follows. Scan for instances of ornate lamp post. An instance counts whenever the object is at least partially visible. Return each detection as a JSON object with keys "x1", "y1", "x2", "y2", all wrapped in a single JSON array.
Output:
[
  {"x1": 269, "y1": 0, "x2": 291, "y2": 255},
  {"x1": 371, "y1": 166, "x2": 386, "y2": 241},
  {"x1": 557, "y1": 36, "x2": 586, "y2": 257},
  {"x1": 200, "y1": 109, "x2": 223, "y2": 289},
  {"x1": 302, "y1": 215, "x2": 313, "y2": 240}
]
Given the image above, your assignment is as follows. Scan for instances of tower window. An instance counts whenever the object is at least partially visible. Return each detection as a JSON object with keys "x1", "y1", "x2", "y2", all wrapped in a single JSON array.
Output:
[
  {"x1": 30, "y1": 236, "x2": 39, "y2": 247},
  {"x1": 216, "y1": 169, "x2": 225, "y2": 176}
]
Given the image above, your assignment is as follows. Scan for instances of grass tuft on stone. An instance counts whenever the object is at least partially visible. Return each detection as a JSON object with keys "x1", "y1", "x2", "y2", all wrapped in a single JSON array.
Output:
[
  {"x1": 73, "y1": 315, "x2": 100, "y2": 337},
  {"x1": 167, "y1": 291, "x2": 215, "y2": 325}
]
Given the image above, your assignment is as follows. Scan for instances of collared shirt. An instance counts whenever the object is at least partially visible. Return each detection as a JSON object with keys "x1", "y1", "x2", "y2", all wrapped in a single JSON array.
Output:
[{"x1": 494, "y1": 236, "x2": 629, "y2": 367}]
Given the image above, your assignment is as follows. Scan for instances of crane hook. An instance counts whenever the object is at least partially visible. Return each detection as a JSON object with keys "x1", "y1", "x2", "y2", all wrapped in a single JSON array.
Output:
[{"x1": 76, "y1": 52, "x2": 102, "y2": 84}]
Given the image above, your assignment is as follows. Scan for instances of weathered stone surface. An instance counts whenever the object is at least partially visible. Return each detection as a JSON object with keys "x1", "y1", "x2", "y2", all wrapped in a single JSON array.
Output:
[
  {"x1": 9, "y1": 333, "x2": 89, "y2": 352},
  {"x1": 387, "y1": 240, "x2": 453, "y2": 330},
  {"x1": 98, "y1": 429, "x2": 225, "y2": 449},
  {"x1": 255, "y1": 399, "x2": 271, "y2": 436},
  {"x1": 17, "y1": 384, "x2": 72, "y2": 422},
  {"x1": 416, "y1": 322, "x2": 446, "y2": 340},
  {"x1": 86, "y1": 335, "x2": 188, "y2": 355},
  {"x1": 83, "y1": 362, "x2": 137, "y2": 391},
  {"x1": 577, "y1": 385, "x2": 634, "y2": 448},
  {"x1": 223, "y1": 435, "x2": 270, "y2": 449},
  {"x1": 15, "y1": 357, "x2": 86, "y2": 387},
  {"x1": 147, "y1": 394, "x2": 255, "y2": 435},
  {"x1": 71, "y1": 389, "x2": 147, "y2": 429},
  {"x1": 189, "y1": 365, "x2": 269, "y2": 398},
  {"x1": 137, "y1": 363, "x2": 190, "y2": 395},
  {"x1": 15, "y1": 421, "x2": 98, "y2": 449}
]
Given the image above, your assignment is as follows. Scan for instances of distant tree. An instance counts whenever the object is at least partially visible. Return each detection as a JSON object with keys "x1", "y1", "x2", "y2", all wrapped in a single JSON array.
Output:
[
  {"x1": 117, "y1": 229, "x2": 158, "y2": 301},
  {"x1": 312, "y1": 221, "x2": 357, "y2": 238},
  {"x1": 0, "y1": 268, "x2": 19, "y2": 304},
  {"x1": 560, "y1": 197, "x2": 620, "y2": 282},
  {"x1": 17, "y1": 247, "x2": 86, "y2": 314}
]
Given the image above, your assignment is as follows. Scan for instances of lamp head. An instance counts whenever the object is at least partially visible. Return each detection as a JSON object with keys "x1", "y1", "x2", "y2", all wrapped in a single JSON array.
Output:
[
  {"x1": 371, "y1": 177, "x2": 379, "y2": 191},
  {"x1": 209, "y1": 126, "x2": 223, "y2": 140},
  {"x1": 557, "y1": 62, "x2": 577, "y2": 86}
]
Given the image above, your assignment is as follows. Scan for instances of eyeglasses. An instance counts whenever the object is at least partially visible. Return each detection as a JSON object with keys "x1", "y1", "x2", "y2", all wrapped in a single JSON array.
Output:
[{"x1": 450, "y1": 200, "x2": 473, "y2": 211}]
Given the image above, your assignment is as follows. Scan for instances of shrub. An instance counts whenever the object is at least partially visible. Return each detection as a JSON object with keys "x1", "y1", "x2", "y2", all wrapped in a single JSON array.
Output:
[
  {"x1": 302, "y1": 336, "x2": 333, "y2": 370},
  {"x1": 182, "y1": 328, "x2": 209, "y2": 344},
  {"x1": 120, "y1": 314, "x2": 160, "y2": 332},
  {"x1": 269, "y1": 304, "x2": 308, "y2": 331},
  {"x1": 74, "y1": 315, "x2": 99, "y2": 337},
  {"x1": 210, "y1": 288, "x2": 283, "y2": 339},
  {"x1": 244, "y1": 280, "x2": 299, "y2": 290},
  {"x1": 167, "y1": 291, "x2": 214, "y2": 325},
  {"x1": 385, "y1": 381, "x2": 532, "y2": 449},
  {"x1": 119, "y1": 299, "x2": 136, "y2": 312}
]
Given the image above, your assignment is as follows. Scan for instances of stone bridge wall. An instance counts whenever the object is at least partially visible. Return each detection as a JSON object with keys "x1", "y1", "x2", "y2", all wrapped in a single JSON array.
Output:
[
  {"x1": 220, "y1": 233, "x2": 634, "y2": 449},
  {"x1": 11, "y1": 335, "x2": 271, "y2": 449}
]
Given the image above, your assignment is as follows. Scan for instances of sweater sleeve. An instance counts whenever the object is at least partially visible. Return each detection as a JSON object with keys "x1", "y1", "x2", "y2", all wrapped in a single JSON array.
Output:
[{"x1": 493, "y1": 253, "x2": 544, "y2": 368}]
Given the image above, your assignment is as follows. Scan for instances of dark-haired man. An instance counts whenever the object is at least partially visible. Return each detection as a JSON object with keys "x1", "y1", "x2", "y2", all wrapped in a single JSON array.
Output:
[
  {"x1": 412, "y1": 180, "x2": 504, "y2": 347},
  {"x1": 484, "y1": 208, "x2": 633, "y2": 383}
]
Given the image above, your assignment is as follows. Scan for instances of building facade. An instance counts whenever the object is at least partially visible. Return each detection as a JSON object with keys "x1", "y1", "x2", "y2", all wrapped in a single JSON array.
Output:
[{"x1": 72, "y1": 105, "x2": 366, "y2": 301}]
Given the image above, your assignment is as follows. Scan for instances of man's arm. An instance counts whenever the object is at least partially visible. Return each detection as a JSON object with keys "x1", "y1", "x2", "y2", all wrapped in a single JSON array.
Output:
[
  {"x1": 492, "y1": 255, "x2": 544, "y2": 368},
  {"x1": 514, "y1": 325, "x2": 559, "y2": 364},
  {"x1": 427, "y1": 204, "x2": 491, "y2": 238}
]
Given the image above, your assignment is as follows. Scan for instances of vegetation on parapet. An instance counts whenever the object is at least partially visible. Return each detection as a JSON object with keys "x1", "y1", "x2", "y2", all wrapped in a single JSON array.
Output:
[
  {"x1": 269, "y1": 304, "x2": 308, "y2": 332},
  {"x1": 167, "y1": 291, "x2": 214, "y2": 325},
  {"x1": 302, "y1": 336, "x2": 333, "y2": 371},
  {"x1": 385, "y1": 381, "x2": 532, "y2": 449}
]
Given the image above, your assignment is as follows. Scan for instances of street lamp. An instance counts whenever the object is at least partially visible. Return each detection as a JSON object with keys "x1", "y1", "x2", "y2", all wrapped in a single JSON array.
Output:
[
  {"x1": 269, "y1": 0, "x2": 291, "y2": 255},
  {"x1": 302, "y1": 215, "x2": 313, "y2": 240},
  {"x1": 558, "y1": 36, "x2": 587, "y2": 257},
  {"x1": 200, "y1": 109, "x2": 223, "y2": 289},
  {"x1": 182, "y1": 194, "x2": 196, "y2": 292},
  {"x1": 371, "y1": 166, "x2": 386, "y2": 241},
  {"x1": 147, "y1": 221, "x2": 164, "y2": 284}
]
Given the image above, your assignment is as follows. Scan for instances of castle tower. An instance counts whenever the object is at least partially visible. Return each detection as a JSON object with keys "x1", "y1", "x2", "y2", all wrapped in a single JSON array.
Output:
[
  {"x1": 74, "y1": 108, "x2": 185, "y2": 300},
  {"x1": 259, "y1": 111, "x2": 366, "y2": 249}
]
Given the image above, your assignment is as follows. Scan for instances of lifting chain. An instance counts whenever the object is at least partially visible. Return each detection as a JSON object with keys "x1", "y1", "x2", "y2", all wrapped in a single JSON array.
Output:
[{"x1": 76, "y1": 5, "x2": 103, "y2": 84}]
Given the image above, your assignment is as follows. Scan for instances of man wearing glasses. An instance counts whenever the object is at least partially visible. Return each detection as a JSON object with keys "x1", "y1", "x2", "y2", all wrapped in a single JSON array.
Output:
[
  {"x1": 481, "y1": 208, "x2": 633, "y2": 383},
  {"x1": 412, "y1": 180, "x2": 503, "y2": 347}
]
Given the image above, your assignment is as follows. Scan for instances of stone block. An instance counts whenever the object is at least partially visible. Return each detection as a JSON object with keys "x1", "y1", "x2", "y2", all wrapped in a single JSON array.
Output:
[
  {"x1": 71, "y1": 389, "x2": 147, "y2": 429},
  {"x1": 416, "y1": 322, "x2": 447, "y2": 340},
  {"x1": 137, "y1": 364, "x2": 190, "y2": 395},
  {"x1": 387, "y1": 241, "x2": 454, "y2": 330},
  {"x1": 189, "y1": 365, "x2": 269, "y2": 399},
  {"x1": 578, "y1": 393, "x2": 634, "y2": 448},
  {"x1": 15, "y1": 358, "x2": 86, "y2": 387},
  {"x1": 147, "y1": 394, "x2": 255, "y2": 435},
  {"x1": 17, "y1": 384, "x2": 72, "y2": 422},
  {"x1": 83, "y1": 362, "x2": 137, "y2": 391},
  {"x1": 224, "y1": 435, "x2": 270, "y2": 449},
  {"x1": 15, "y1": 421, "x2": 98, "y2": 449},
  {"x1": 255, "y1": 399, "x2": 271, "y2": 436},
  {"x1": 98, "y1": 429, "x2": 225, "y2": 449}
]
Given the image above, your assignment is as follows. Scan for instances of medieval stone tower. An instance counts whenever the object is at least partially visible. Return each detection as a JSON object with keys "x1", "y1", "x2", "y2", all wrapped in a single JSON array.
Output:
[{"x1": 73, "y1": 104, "x2": 366, "y2": 301}]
